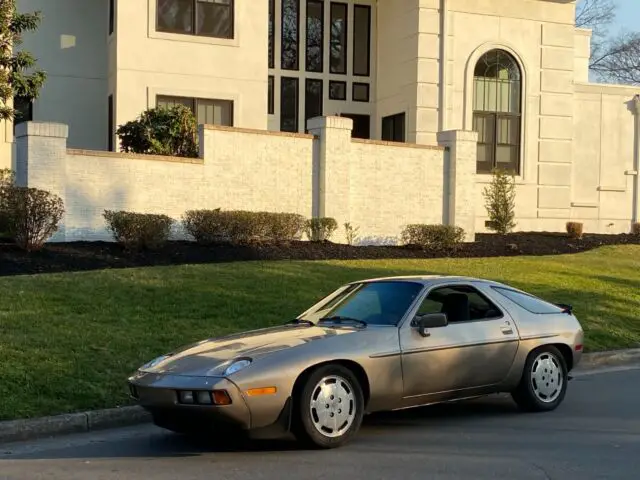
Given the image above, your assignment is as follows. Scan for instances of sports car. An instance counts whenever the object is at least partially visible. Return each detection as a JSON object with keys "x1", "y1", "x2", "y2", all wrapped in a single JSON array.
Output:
[{"x1": 128, "y1": 275, "x2": 584, "y2": 449}]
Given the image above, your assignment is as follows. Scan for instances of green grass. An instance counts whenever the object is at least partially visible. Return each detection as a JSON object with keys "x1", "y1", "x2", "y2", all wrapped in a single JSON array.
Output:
[{"x1": 1, "y1": 245, "x2": 640, "y2": 421}]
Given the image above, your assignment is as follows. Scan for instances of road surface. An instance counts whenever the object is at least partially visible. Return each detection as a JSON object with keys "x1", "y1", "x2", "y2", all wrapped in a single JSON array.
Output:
[{"x1": 2, "y1": 365, "x2": 639, "y2": 479}]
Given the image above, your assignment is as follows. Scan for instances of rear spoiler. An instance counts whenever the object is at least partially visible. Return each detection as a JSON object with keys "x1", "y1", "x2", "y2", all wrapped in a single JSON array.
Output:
[{"x1": 555, "y1": 303, "x2": 573, "y2": 314}]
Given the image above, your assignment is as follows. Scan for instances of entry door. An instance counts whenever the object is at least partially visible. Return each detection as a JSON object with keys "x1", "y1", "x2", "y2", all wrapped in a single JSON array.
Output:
[
  {"x1": 399, "y1": 284, "x2": 519, "y2": 400},
  {"x1": 340, "y1": 114, "x2": 370, "y2": 139}
]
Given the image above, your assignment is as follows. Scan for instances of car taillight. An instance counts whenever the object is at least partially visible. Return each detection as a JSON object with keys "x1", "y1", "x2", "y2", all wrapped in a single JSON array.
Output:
[{"x1": 575, "y1": 344, "x2": 583, "y2": 351}]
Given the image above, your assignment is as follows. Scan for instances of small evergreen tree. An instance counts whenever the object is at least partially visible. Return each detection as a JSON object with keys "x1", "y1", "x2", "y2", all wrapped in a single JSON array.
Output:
[
  {"x1": 482, "y1": 168, "x2": 516, "y2": 235},
  {"x1": 0, "y1": 1, "x2": 47, "y2": 121}
]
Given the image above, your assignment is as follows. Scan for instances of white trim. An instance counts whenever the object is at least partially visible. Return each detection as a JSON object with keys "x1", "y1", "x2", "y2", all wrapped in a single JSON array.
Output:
[{"x1": 464, "y1": 42, "x2": 529, "y2": 182}]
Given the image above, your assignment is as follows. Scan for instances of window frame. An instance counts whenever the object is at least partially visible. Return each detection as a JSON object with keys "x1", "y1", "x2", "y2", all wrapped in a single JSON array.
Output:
[
  {"x1": 155, "y1": 0, "x2": 235, "y2": 40},
  {"x1": 281, "y1": 0, "x2": 300, "y2": 71},
  {"x1": 156, "y1": 94, "x2": 234, "y2": 126},
  {"x1": 305, "y1": 0, "x2": 324, "y2": 73},
  {"x1": 352, "y1": 4, "x2": 371, "y2": 77},
  {"x1": 329, "y1": 81, "x2": 347, "y2": 101},
  {"x1": 413, "y1": 284, "x2": 505, "y2": 325},
  {"x1": 492, "y1": 287, "x2": 564, "y2": 315},
  {"x1": 329, "y1": 2, "x2": 349, "y2": 75},
  {"x1": 381, "y1": 112, "x2": 405, "y2": 143},
  {"x1": 352, "y1": 82, "x2": 369, "y2": 102}
]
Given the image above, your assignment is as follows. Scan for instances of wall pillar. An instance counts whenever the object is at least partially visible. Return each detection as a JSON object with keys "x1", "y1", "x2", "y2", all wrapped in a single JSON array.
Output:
[
  {"x1": 14, "y1": 121, "x2": 69, "y2": 241},
  {"x1": 633, "y1": 95, "x2": 640, "y2": 225},
  {"x1": 307, "y1": 116, "x2": 353, "y2": 243},
  {"x1": 437, "y1": 130, "x2": 478, "y2": 242}
]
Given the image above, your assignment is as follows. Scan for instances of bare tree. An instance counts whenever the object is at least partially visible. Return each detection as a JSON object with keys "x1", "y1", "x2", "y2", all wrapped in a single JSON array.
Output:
[{"x1": 576, "y1": 0, "x2": 640, "y2": 85}]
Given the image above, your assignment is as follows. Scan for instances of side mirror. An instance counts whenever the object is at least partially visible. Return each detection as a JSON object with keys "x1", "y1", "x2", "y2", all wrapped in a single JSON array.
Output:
[{"x1": 413, "y1": 313, "x2": 448, "y2": 337}]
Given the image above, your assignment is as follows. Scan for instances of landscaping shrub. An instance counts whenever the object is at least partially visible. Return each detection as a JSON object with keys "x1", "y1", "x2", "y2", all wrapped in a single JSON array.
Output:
[
  {"x1": 344, "y1": 222, "x2": 360, "y2": 246},
  {"x1": 401, "y1": 224, "x2": 466, "y2": 250},
  {"x1": 632, "y1": 222, "x2": 640, "y2": 236},
  {"x1": 115, "y1": 104, "x2": 198, "y2": 158},
  {"x1": 305, "y1": 217, "x2": 338, "y2": 242},
  {"x1": 0, "y1": 185, "x2": 64, "y2": 251},
  {"x1": 483, "y1": 168, "x2": 516, "y2": 235},
  {"x1": 103, "y1": 210, "x2": 174, "y2": 251},
  {"x1": 183, "y1": 209, "x2": 306, "y2": 244},
  {"x1": 0, "y1": 168, "x2": 14, "y2": 236},
  {"x1": 566, "y1": 221, "x2": 584, "y2": 239}
]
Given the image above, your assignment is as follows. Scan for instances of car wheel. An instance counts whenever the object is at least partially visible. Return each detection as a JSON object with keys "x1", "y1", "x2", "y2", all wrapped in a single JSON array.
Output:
[
  {"x1": 292, "y1": 364, "x2": 365, "y2": 449},
  {"x1": 511, "y1": 345, "x2": 568, "y2": 412}
]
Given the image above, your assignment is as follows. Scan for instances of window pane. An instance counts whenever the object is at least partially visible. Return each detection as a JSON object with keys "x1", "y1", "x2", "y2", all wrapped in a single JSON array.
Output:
[
  {"x1": 381, "y1": 113, "x2": 405, "y2": 142},
  {"x1": 157, "y1": 0, "x2": 194, "y2": 34},
  {"x1": 196, "y1": 99, "x2": 233, "y2": 126},
  {"x1": 425, "y1": 285, "x2": 502, "y2": 322},
  {"x1": 306, "y1": 0, "x2": 323, "y2": 72},
  {"x1": 281, "y1": 0, "x2": 300, "y2": 70},
  {"x1": 330, "y1": 2, "x2": 347, "y2": 74},
  {"x1": 493, "y1": 287, "x2": 564, "y2": 314},
  {"x1": 305, "y1": 79, "x2": 323, "y2": 130},
  {"x1": 157, "y1": 95, "x2": 195, "y2": 111},
  {"x1": 268, "y1": 76, "x2": 274, "y2": 115},
  {"x1": 329, "y1": 81, "x2": 346, "y2": 100},
  {"x1": 281, "y1": 77, "x2": 299, "y2": 132},
  {"x1": 353, "y1": 5, "x2": 371, "y2": 76},
  {"x1": 268, "y1": 0, "x2": 274, "y2": 68},
  {"x1": 196, "y1": 0, "x2": 233, "y2": 38},
  {"x1": 353, "y1": 83, "x2": 369, "y2": 102}
]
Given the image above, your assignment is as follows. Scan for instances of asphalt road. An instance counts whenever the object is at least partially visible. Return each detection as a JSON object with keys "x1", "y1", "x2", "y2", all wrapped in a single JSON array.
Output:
[{"x1": 2, "y1": 365, "x2": 640, "y2": 480}]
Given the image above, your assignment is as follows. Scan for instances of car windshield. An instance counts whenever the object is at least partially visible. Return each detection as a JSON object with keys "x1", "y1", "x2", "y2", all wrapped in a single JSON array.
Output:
[{"x1": 300, "y1": 281, "x2": 425, "y2": 326}]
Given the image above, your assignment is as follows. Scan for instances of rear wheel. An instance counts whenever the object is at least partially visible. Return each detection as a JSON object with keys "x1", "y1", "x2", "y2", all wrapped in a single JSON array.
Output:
[
  {"x1": 292, "y1": 364, "x2": 364, "y2": 449},
  {"x1": 511, "y1": 345, "x2": 568, "y2": 412}
]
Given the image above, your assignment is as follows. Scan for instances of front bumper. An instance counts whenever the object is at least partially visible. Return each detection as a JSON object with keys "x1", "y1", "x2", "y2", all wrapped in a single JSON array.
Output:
[{"x1": 128, "y1": 371, "x2": 251, "y2": 431}]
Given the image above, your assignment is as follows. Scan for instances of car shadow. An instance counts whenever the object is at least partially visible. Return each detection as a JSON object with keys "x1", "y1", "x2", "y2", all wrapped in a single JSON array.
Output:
[{"x1": 2, "y1": 395, "x2": 519, "y2": 460}]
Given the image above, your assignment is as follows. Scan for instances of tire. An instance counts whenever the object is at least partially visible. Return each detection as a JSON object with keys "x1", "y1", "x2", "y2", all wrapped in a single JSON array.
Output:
[
  {"x1": 292, "y1": 364, "x2": 365, "y2": 449},
  {"x1": 511, "y1": 345, "x2": 568, "y2": 412}
]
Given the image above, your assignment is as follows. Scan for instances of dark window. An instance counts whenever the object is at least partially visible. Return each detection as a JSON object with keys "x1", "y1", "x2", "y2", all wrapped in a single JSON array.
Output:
[
  {"x1": 305, "y1": 79, "x2": 323, "y2": 130},
  {"x1": 281, "y1": 0, "x2": 300, "y2": 70},
  {"x1": 109, "y1": 0, "x2": 115, "y2": 35},
  {"x1": 352, "y1": 82, "x2": 369, "y2": 102},
  {"x1": 381, "y1": 113, "x2": 405, "y2": 142},
  {"x1": 330, "y1": 2, "x2": 348, "y2": 74},
  {"x1": 156, "y1": 0, "x2": 234, "y2": 39},
  {"x1": 268, "y1": 76, "x2": 275, "y2": 115},
  {"x1": 108, "y1": 95, "x2": 114, "y2": 151},
  {"x1": 268, "y1": 0, "x2": 275, "y2": 68},
  {"x1": 281, "y1": 77, "x2": 299, "y2": 132},
  {"x1": 353, "y1": 5, "x2": 371, "y2": 77},
  {"x1": 472, "y1": 49, "x2": 521, "y2": 175},
  {"x1": 301, "y1": 281, "x2": 425, "y2": 326},
  {"x1": 340, "y1": 113, "x2": 370, "y2": 139},
  {"x1": 329, "y1": 81, "x2": 346, "y2": 100},
  {"x1": 157, "y1": 95, "x2": 233, "y2": 126},
  {"x1": 13, "y1": 96, "x2": 33, "y2": 127},
  {"x1": 417, "y1": 285, "x2": 503, "y2": 323},
  {"x1": 492, "y1": 287, "x2": 564, "y2": 315},
  {"x1": 306, "y1": 0, "x2": 324, "y2": 72}
]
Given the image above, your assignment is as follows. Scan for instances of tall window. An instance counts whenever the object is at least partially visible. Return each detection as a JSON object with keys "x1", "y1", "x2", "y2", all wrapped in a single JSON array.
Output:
[
  {"x1": 157, "y1": 95, "x2": 233, "y2": 126},
  {"x1": 281, "y1": 0, "x2": 300, "y2": 70},
  {"x1": 381, "y1": 113, "x2": 405, "y2": 142},
  {"x1": 156, "y1": 0, "x2": 234, "y2": 39},
  {"x1": 472, "y1": 49, "x2": 522, "y2": 175}
]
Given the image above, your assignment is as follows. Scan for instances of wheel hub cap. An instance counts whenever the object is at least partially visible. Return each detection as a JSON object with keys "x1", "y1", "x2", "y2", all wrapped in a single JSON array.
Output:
[
  {"x1": 309, "y1": 375, "x2": 356, "y2": 438},
  {"x1": 530, "y1": 352, "x2": 563, "y2": 403}
]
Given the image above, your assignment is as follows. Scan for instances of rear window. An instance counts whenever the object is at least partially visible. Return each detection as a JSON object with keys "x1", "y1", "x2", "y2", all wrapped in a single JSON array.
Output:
[{"x1": 492, "y1": 287, "x2": 564, "y2": 314}]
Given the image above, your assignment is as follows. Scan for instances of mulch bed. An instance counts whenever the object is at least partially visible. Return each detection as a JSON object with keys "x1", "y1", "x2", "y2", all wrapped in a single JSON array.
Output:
[{"x1": 1, "y1": 232, "x2": 639, "y2": 277}]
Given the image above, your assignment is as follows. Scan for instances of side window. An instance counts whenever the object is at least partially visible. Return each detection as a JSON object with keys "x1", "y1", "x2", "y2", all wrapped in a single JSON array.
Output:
[
  {"x1": 417, "y1": 285, "x2": 503, "y2": 323},
  {"x1": 492, "y1": 287, "x2": 563, "y2": 314}
]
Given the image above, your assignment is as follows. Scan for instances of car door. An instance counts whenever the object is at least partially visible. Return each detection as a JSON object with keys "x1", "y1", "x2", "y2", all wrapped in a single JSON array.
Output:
[{"x1": 399, "y1": 283, "x2": 519, "y2": 400}]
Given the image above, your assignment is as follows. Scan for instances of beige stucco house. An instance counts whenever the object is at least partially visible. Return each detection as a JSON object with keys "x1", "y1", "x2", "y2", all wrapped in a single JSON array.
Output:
[{"x1": 5, "y1": 0, "x2": 640, "y2": 242}]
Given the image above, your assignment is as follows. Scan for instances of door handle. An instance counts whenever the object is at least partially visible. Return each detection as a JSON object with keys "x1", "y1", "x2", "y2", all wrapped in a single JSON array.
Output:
[{"x1": 500, "y1": 321, "x2": 513, "y2": 335}]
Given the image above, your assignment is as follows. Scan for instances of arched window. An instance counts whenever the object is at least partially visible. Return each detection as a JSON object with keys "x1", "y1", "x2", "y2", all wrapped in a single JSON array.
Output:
[{"x1": 472, "y1": 49, "x2": 522, "y2": 174}]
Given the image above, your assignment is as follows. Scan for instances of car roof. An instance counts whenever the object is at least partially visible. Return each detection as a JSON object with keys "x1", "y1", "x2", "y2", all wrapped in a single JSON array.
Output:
[{"x1": 351, "y1": 275, "x2": 510, "y2": 289}]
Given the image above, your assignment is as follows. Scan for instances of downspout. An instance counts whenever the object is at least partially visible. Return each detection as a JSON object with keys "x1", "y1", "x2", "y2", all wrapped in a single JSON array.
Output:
[
  {"x1": 438, "y1": 0, "x2": 449, "y2": 132},
  {"x1": 633, "y1": 95, "x2": 640, "y2": 224}
]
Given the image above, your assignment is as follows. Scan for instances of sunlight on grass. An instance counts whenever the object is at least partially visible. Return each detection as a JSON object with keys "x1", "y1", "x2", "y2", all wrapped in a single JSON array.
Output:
[{"x1": 1, "y1": 245, "x2": 639, "y2": 421}]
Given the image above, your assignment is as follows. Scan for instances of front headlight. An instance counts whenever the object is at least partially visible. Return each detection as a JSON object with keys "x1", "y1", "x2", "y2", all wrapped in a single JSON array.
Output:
[{"x1": 224, "y1": 358, "x2": 252, "y2": 376}]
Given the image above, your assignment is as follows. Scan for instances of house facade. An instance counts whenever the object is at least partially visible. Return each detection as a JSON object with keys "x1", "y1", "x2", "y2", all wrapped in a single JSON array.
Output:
[{"x1": 7, "y1": 0, "x2": 640, "y2": 239}]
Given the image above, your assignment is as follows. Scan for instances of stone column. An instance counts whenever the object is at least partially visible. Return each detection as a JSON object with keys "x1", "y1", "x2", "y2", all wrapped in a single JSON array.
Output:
[
  {"x1": 14, "y1": 121, "x2": 69, "y2": 241},
  {"x1": 437, "y1": 130, "x2": 478, "y2": 242},
  {"x1": 307, "y1": 116, "x2": 353, "y2": 243}
]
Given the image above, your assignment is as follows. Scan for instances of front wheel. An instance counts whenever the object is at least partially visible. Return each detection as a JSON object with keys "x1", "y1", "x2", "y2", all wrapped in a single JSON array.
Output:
[
  {"x1": 292, "y1": 364, "x2": 365, "y2": 449},
  {"x1": 511, "y1": 345, "x2": 568, "y2": 412}
]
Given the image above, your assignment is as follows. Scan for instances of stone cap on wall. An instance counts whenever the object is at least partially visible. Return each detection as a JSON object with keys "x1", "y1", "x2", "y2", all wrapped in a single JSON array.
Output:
[{"x1": 15, "y1": 121, "x2": 69, "y2": 139}]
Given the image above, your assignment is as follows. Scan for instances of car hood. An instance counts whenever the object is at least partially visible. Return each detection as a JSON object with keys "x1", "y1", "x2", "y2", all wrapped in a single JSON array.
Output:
[{"x1": 139, "y1": 323, "x2": 357, "y2": 377}]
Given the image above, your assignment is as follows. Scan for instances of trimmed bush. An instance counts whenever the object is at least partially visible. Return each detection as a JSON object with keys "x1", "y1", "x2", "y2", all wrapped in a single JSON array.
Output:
[
  {"x1": 483, "y1": 168, "x2": 516, "y2": 235},
  {"x1": 104, "y1": 210, "x2": 173, "y2": 251},
  {"x1": 401, "y1": 224, "x2": 466, "y2": 250},
  {"x1": 183, "y1": 209, "x2": 306, "y2": 244},
  {"x1": 0, "y1": 185, "x2": 64, "y2": 251},
  {"x1": 632, "y1": 223, "x2": 640, "y2": 236},
  {"x1": 566, "y1": 222, "x2": 584, "y2": 239},
  {"x1": 305, "y1": 217, "x2": 338, "y2": 242}
]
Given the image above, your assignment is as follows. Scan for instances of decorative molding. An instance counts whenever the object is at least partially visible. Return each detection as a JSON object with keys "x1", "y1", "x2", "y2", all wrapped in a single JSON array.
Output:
[
  {"x1": 625, "y1": 170, "x2": 638, "y2": 176},
  {"x1": 571, "y1": 202, "x2": 598, "y2": 208}
]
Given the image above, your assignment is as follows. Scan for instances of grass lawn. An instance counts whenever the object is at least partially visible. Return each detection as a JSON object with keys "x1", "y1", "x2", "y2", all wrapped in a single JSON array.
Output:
[{"x1": 1, "y1": 245, "x2": 640, "y2": 422}]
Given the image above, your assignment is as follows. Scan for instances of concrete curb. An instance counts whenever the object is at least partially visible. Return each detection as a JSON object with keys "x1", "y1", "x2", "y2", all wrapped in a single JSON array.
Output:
[{"x1": 1, "y1": 348, "x2": 640, "y2": 445}]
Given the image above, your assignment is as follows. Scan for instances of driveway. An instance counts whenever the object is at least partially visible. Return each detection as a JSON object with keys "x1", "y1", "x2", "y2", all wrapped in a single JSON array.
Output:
[{"x1": 2, "y1": 365, "x2": 639, "y2": 480}]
